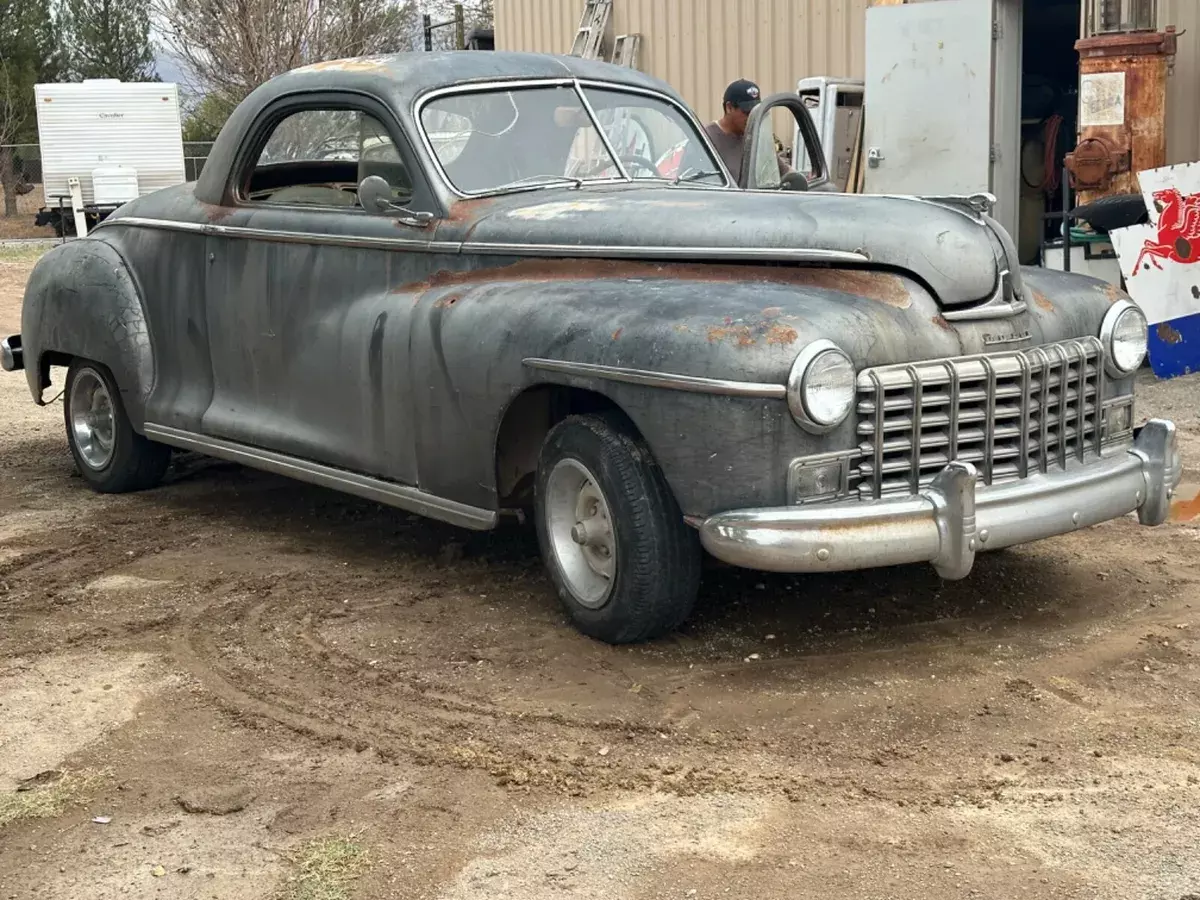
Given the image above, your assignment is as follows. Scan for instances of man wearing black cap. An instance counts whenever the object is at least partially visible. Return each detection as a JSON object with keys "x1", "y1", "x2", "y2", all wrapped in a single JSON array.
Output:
[{"x1": 704, "y1": 78, "x2": 790, "y2": 185}]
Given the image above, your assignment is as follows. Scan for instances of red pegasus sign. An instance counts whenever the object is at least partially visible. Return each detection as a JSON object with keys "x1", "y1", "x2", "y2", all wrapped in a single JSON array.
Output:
[{"x1": 1131, "y1": 188, "x2": 1200, "y2": 276}]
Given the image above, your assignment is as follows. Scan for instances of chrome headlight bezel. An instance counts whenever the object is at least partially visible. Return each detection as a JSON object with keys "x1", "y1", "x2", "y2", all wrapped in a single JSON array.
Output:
[
  {"x1": 787, "y1": 340, "x2": 856, "y2": 434},
  {"x1": 1100, "y1": 299, "x2": 1148, "y2": 377}
]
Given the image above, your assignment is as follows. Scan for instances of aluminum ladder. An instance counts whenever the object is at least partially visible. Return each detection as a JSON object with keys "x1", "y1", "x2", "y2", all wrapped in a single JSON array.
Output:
[{"x1": 569, "y1": 0, "x2": 612, "y2": 58}]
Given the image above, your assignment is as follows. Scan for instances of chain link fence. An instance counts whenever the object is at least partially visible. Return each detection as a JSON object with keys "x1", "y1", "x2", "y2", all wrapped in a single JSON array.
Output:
[
  {"x1": 1, "y1": 142, "x2": 213, "y2": 237},
  {"x1": 183, "y1": 142, "x2": 214, "y2": 182},
  {"x1": 0, "y1": 145, "x2": 45, "y2": 238}
]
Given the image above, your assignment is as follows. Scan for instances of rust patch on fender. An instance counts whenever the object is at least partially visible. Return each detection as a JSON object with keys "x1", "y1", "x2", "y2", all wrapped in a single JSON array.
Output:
[
  {"x1": 1156, "y1": 322, "x2": 1183, "y2": 344},
  {"x1": 707, "y1": 324, "x2": 757, "y2": 347},
  {"x1": 444, "y1": 195, "x2": 498, "y2": 225},
  {"x1": 611, "y1": 327, "x2": 623, "y2": 341},
  {"x1": 931, "y1": 315, "x2": 954, "y2": 332},
  {"x1": 1032, "y1": 289, "x2": 1055, "y2": 312},
  {"x1": 798, "y1": 269, "x2": 911, "y2": 307},
  {"x1": 707, "y1": 319, "x2": 799, "y2": 348},
  {"x1": 389, "y1": 258, "x2": 918, "y2": 301},
  {"x1": 199, "y1": 202, "x2": 234, "y2": 224},
  {"x1": 765, "y1": 323, "x2": 799, "y2": 345},
  {"x1": 1102, "y1": 282, "x2": 1128, "y2": 304}
]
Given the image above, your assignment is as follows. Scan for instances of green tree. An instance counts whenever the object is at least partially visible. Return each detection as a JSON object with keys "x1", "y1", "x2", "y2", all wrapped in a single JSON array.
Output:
[
  {"x1": 61, "y1": 0, "x2": 157, "y2": 82},
  {"x1": 1, "y1": 0, "x2": 62, "y2": 214},
  {"x1": 181, "y1": 92, "x2": 236, "y2": 143}
]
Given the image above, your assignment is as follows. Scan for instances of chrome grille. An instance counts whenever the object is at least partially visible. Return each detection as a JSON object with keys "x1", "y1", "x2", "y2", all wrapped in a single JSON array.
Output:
[{"x1": 856, "y1": 338, "x2": 1105, "y2": 499}]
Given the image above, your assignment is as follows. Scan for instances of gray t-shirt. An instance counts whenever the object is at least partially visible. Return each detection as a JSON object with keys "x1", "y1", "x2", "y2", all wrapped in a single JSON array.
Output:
[
  {"x1": 704, "y1": 121, "x2": 790, "y2": 186},
  {"x1": 704, "y1": 121, "x2": 746, "y2": 184}
]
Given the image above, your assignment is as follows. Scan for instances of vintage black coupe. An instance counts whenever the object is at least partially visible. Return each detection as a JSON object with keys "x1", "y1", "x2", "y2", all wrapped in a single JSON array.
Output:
[{"x1": 1, "y1": 52, "x2": 1180, "y2": 643}]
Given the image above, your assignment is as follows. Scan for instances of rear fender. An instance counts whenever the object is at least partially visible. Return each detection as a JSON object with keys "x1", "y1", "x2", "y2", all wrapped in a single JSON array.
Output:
[{"x1": 21, "y1": 239, "x2": 153, "y2": 425}]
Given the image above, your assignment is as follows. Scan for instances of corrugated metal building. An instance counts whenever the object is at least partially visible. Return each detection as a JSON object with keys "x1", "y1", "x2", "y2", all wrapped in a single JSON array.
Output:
[{"x1": 495, "y1": 0, "x2": 1200, "y2": 165}]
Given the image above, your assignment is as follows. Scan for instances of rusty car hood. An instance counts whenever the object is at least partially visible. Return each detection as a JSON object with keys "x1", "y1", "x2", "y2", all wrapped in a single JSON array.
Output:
[{"x1": 437, "y1": 186, "x2": 1011, "y2": 309}]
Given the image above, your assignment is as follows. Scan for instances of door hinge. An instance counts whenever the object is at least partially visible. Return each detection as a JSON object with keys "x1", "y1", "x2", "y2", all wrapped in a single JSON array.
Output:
[
  {"x1": 992, "y1": 20, "x2": 1001, "y2": 40},
  {"x1": 989, "y1": 145, "x2": 999, "y2": 163}
]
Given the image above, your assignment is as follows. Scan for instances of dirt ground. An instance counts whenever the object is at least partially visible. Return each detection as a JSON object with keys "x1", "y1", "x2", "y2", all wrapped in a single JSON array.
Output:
[
  {"x1": 1, "y1": 247, "x2": 1198, "y2": 900},
  {"x1": 0, "y1": 189, "x2": 54, "y2": 240}
]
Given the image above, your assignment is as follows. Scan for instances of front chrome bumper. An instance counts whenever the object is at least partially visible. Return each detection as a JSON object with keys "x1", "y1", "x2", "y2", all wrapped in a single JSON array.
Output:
[
  {"x1": 699, "y1": 419, "x2": 1180, "y2": 579},
  {"x1": 0, "y1": 335, "x2": 21, "y2": 372}
]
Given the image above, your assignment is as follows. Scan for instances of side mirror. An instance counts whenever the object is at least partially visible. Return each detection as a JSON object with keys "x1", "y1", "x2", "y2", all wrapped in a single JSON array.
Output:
[
  {"x1": 358, "y1": 174, "x2": 397, "y2": 212},
  {"x1": 781, "y1": 171, "x2": 809, "y2": 192},
  {"x1": 357, "y1": 174, "x2": 434, "y2": 228}
]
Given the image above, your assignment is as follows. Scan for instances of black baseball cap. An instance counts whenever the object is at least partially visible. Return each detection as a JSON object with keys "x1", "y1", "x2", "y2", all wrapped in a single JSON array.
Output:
[{"x1": 723, "y1": 79, "x2": 762, "y2": 113}]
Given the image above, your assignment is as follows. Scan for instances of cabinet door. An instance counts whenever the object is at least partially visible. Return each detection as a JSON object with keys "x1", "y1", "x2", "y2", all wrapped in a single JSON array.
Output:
[{"x1": 862, "y1": 0, "x2": 997, "y2": 198}]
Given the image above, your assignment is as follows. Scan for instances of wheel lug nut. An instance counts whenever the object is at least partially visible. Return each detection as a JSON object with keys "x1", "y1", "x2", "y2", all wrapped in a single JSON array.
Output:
[{"x1": 570, "y1": 523, "x2": 587, "y2": 545}]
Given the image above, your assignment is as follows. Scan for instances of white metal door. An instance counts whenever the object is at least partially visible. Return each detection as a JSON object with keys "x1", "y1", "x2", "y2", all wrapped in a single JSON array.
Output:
[{"x1": 863, "y1": 0, "x2": 996, "y2": 198}]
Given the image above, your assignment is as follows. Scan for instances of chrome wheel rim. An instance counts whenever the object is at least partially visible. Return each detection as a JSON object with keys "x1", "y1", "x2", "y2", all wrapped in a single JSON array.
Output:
[
  {"x1": 69, "y1": 369, "x2": 116, "y2": 470},
  {"x1": 545, "y1": 458, "x2": 617, "y2": 609}
]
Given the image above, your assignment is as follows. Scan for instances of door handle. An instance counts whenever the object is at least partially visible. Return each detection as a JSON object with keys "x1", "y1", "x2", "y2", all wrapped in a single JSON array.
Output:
[{"x1": 867, "y1": 147, "x2": 884, "y2": 168}]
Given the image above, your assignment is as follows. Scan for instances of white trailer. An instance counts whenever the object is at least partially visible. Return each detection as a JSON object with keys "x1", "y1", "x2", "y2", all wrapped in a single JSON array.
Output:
[{"x1": 34, "y1": 80, "x2": 186, "y2": 235}]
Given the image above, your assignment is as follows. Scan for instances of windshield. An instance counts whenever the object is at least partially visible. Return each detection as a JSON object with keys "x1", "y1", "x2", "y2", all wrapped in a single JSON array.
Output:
[{"x1": 420, "y1": 83, "x2": 724, "y2": 195}]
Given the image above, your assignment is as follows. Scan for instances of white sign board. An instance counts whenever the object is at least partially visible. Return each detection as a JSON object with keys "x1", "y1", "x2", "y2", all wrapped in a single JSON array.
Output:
[{"x1": 1109, "y1": 160, "x2": 1200, "y2": 378}]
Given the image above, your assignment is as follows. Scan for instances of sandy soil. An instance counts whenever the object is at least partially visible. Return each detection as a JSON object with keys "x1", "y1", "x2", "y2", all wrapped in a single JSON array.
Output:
[
  {"x1": 1, "y1": 250, "x2": 1198, "y2": 900},
  {"x1": 0, "y1": 189, "x2": 54, "y2": 240}
]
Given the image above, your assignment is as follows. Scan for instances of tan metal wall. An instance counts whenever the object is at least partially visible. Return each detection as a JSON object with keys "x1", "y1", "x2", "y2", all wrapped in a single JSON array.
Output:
[
  {"x1": 495, "y1": 0, "x2": 869, "y2": 130},
  {"x1": 1160, "y1": 0, "x2": 1200, "y2": 165},
  {"x1": 496, "y1": 0, "x2": 1200, "y2": 163}
]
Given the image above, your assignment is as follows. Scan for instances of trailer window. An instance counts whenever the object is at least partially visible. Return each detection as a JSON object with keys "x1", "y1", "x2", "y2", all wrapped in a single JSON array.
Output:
[{"x1": 246, "y1": 108, "x2": 412, "y2": 208}]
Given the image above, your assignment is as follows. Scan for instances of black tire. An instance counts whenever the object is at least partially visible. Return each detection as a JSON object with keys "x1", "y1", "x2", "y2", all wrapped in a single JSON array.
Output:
[
  {"x1": 63, "y1": 360, "x2": 169, "y2": 493},
  {"x1": 534, "y1": 412, "x2": 701, "y2": 644}
]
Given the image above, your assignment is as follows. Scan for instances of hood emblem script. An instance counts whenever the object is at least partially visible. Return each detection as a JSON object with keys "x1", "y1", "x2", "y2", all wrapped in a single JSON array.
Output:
[{"x1": 982, "y1": 329, "x2": 1032, "y2": 346}]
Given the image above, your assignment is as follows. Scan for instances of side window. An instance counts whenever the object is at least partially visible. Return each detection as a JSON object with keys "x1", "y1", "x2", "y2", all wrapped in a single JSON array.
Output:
[{"x1": 245, "y1": 107, "x2": 412, "y2": 208}]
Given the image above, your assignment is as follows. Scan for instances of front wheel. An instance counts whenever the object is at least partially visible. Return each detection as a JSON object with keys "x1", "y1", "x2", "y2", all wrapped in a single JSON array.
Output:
[
  {"x1": 535, "y1": 412, "x2": 701, "y2": 644},
  {"x1": 64, "y1": 360, "x2": 170, "y2": 493}
]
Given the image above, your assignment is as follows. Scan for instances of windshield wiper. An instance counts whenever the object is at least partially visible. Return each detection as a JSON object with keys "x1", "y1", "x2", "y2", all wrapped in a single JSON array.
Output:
[
  {"x1": 491, "y1": 174, "x2": 584, "y2": 192},
  {"x1": 673, "y1": 169, "x2": 724, "y2": 185}
]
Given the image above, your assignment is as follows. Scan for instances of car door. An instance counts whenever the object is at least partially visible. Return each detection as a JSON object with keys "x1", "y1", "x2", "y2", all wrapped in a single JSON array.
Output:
[
  {"x1": 740, "y1": 93, "x2": 831, "y2": 192},
  {"x1": 201, "y1": 92, "x2": 451, "y2": 486}
]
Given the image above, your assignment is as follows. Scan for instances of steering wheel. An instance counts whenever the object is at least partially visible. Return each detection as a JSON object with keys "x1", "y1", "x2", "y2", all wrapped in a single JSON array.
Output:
[
  {"x1": 616, "y1": 154, "x2": 661, "y2": 177},
  {"x1": 577, "y1": 154, "x2": 662, "y2": 180}
]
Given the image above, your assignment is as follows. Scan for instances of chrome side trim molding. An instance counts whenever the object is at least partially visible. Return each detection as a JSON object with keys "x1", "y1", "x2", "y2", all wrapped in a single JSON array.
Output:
[
  {"x1": 96, "y1": 216, "x2": 868, "y2": 265},
  {"x1": 524, "y1": 358, "x2": 786, "y2": 399},
  {"x1": 469, "y1": 242, "x2": 869, "y2": 263},
  {"x1": 94, "y1": 216, "x2": 463, "y2": 254},
  {"x1": 142, "y1": 423, "x2": 497, "y2": 531}
]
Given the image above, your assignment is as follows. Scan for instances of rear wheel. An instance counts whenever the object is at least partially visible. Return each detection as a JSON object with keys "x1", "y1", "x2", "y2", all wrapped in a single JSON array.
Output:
[
  {"x1": 64, "y1": 360, "x2": 169, "y2": 493},
  {"x1": 535, "y1": 412, "x2": 701, "y2": 644}
]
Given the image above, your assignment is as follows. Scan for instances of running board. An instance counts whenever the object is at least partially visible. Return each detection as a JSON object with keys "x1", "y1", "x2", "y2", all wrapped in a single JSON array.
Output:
[{"x1": 142, "y1": 423, "x2": 497, "y2": 531}]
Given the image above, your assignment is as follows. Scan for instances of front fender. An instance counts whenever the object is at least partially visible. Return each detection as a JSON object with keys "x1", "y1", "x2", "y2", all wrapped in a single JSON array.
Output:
[
  {"x1": 21, "y1": 238, "x2": 154, "y2": 426},
  {"x1": 408, "y1": 259, "x2": 950, "y2": 516}
]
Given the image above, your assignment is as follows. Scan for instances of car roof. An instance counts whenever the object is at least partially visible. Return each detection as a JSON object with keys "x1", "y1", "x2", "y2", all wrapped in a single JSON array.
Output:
[
  {"x1": 193, "y1": 51, "x2": 687, "y2": 205},
  {"x1": 271, "y1": 51, "x2": 672, "y2": 103}
]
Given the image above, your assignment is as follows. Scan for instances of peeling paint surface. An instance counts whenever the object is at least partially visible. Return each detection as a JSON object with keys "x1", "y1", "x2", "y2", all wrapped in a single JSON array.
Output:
[
  {"x1": 506, "y1": 198, "x2": 613, "y2": 220},
  {"x1": 1156, "y1": 321, "x2": 1184, "y2": 344},
  {"x1": 294, "y1": 56, "x2": 392, "y2": 74},
  {"x1": 1032, "y1": 289, "x2": 1055, "y2": 312}
]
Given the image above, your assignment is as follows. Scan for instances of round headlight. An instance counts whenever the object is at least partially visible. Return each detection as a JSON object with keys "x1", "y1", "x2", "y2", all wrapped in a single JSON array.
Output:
[
  {"x1": 787, "y1": 340, "x2": 856, "y2": 433},
  {"x1": 1100, "y1": 300, "x2": 1148, "y2": 376}
]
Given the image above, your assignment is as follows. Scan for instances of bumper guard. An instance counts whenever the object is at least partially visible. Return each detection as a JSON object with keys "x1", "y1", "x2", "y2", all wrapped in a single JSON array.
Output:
[
  {"x1": 700, "y1": 419, "x2": 1180, "y2": 578},
  {"x1": 0, "y1": 335, "x2": 21, "y2": 372}
]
